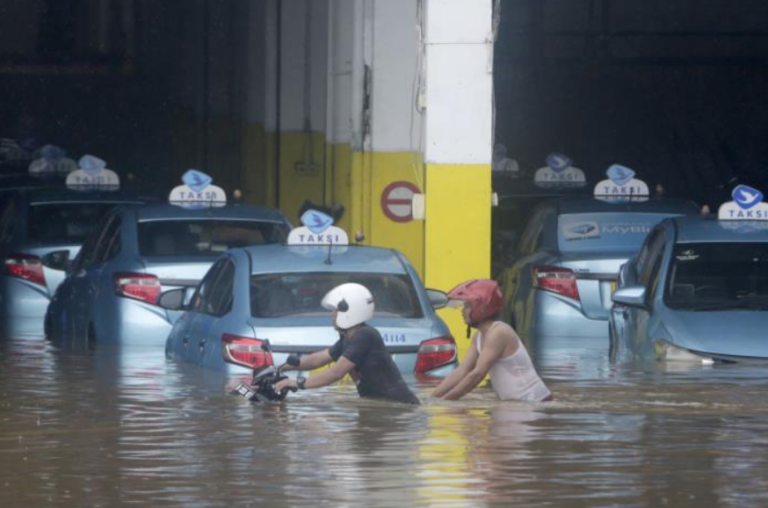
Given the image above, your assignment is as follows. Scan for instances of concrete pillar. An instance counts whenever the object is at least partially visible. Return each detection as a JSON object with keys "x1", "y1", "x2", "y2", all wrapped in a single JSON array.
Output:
[{"x1": 423, "y1": 0, "x2": 494, "y2": 355}]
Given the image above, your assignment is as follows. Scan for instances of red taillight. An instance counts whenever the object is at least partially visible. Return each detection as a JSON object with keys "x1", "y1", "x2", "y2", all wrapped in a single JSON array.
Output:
[
  {"x1": 3, "y1": 254, "x2": 45, "y2": 286},
  {"x1": 533, "y1": 265, "x2": 580, "y2": 301},
  {"x1": 113, "y1": 272, "x2": 161, "y2": 305},
  {"x1": 415, "y1": 336, "x2": 457, "y2": 374},
  {"x1": 222, "y1": 334, "x2": 274, "y2": 369}
]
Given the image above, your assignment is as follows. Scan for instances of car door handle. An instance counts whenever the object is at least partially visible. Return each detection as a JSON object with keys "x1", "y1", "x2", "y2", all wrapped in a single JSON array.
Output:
[{"x1": 198, "y1": 339, "x2": 206, "y2": 350}]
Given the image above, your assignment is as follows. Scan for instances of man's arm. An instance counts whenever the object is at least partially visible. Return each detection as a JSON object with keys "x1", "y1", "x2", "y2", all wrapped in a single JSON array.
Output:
[
  {"x1": 440, "y1": 331, "x2": 508, "y2": 400},
  {"x1": 431, "y1": 337, "x2": 480, "y2": 398},
  {"x1": 274, "y1": 356, "x2": 356, "y2": 392},
  {"x1": 282, "y1": 349, "x2": 333, "y2": 372}
]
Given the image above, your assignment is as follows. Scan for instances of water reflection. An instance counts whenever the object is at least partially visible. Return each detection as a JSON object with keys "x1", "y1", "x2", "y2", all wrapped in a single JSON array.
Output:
[{"x1": 2, "y1": 336, "x2": 768, "y2": 507}]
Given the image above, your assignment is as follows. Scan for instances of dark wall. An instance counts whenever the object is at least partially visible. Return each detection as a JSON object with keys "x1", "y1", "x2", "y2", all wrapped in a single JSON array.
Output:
[{"x1": 494, "y1": 0, "x2": 768, "y2": 207}]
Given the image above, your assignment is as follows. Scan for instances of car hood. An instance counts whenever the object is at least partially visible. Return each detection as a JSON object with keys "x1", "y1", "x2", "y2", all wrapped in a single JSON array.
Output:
[{"x1": 664, "y1": 310, "x2": 768, "y2": 359}]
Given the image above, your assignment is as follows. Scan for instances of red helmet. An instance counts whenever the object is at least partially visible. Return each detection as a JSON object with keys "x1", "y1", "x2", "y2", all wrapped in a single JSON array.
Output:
[{"x1": 447, "y1": 279, "x2": 503, "y2": 324}]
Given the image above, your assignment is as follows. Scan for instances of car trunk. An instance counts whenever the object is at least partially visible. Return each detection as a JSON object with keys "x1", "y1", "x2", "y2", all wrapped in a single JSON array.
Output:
[{"x1": 557, "y1": 251, "x2": 635, "y2": 320}]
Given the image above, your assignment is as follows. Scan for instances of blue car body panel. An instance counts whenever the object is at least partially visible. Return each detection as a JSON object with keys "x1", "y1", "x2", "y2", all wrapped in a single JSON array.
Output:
[
  {"x1": 610, "y1": 216, "x2": 768, "y2": 362},
  {"x1": 165, "y1": 245, "x2": 455, "y2": 379},
  {"x1": 497, "y1": 197, "x2": 700, "y2": 350},
  {"x1": 46, "y1": 203, "x2": 292, "y2": 346},
  {"x1": 0, "y1": 188, "x2": 155, "y2": 338}
]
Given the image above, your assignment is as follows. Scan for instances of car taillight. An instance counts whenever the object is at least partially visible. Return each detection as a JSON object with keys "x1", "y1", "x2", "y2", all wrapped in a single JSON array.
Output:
[
  {"x1": 113, "y1": 272, "x2": 161, "y2": 305},
  {"x1": 414, "y1": 335, "x2": 457, "y2": 374},
  {"x1": 533, "y1": 265, "x2": 580, "y2": 301},
  {"x1": 3, "y1": 254, "x2": 45, "y2": 286},
  {"x1": 222, "y1": 334, "x2": 274, "y2": 369}
]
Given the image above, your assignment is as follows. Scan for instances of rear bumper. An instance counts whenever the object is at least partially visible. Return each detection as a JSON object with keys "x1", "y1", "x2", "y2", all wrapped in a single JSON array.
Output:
[{"x1": 0, "y1": 278, "x2": 50, "y2": 338}]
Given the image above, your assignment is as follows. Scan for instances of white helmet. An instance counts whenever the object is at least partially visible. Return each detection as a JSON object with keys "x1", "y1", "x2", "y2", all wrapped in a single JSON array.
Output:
[{"x1": 321, "y1": 283, "x2": 374, "y2": 330}]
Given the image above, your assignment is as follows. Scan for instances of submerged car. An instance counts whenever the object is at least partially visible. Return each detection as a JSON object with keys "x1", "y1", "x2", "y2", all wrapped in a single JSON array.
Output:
[
  {"x1": 610, "y1": 187, "x2": 768, "y2": 363},
  {"x1": 0, "y1": 188, "x2": 154, "y2": 338},
  {"x1": 45, "y1": 202, "x2": 292, "y2": 346},
  {"x1": 162, "y1": 243, "x2": 457, "y2": 379},
  {"x1": 497, "y1": 196, "x2": 699, "y2": 347}
]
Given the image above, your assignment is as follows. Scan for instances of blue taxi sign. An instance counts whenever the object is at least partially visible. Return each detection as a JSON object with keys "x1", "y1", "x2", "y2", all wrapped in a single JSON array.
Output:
[
  {"x1": 594, "y1": 164, "x2": 649, "y2": 201},
  {"x1": 287, "y1": 209, "x2": 349, "y2": 245},
  {"x1": 534, "y1": 152, "x2": 586, "y2": 188},
  {"x1": 28, "y1": 145, "x2": 77, "y2": 175},
  {"x1": 168, "y1": 169, "x2": 226, "y2": 208},
  {"x1": 718, "y1": 185, "x2": 768, "y2": 220},
  {"x1": 66, "y1": 154, "x2": 120, "y2": 189}
]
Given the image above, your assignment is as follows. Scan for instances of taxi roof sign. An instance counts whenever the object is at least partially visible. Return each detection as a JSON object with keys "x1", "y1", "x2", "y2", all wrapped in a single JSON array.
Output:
[
  {"x1": 66, "y1": 154, "x2": 120, "y2": 190},
  {"x1": 287, "y1": 209, "x2": 349, "y2": 246},
  {"x1": 169, "y1": 169, "x2": 226, "y2": 209},
  {"x1": 534, "y1": 152, "x2": 586, "y2": 188},
  {"x1": 28, "y1": 144, "x2": 77, "y2": 176},
  {"x1": 718, "y1": 185, "x2": 768, "y2": 221},
  {"x1": 594, "y1": 164, "x2": 649, "y2": 202}
]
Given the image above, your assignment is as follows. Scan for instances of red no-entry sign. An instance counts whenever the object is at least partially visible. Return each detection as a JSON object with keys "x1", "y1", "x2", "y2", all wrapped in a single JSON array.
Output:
[{"x1": 381, "y1": 181, "x2": 420, "y2": 223}]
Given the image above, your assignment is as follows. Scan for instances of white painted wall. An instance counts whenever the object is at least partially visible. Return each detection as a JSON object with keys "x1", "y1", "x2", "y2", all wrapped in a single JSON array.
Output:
[
  {"x1": 423, "y1": 0, "x2": 493, "y2": 164},
  {"x1": 327, "y1": 0, "x2": 355, "y2": 144}
]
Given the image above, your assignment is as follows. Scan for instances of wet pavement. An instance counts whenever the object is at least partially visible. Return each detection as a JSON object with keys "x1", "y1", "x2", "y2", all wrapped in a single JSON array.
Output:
[{"x1": 2, "y1": 336, "x2": 768, "y2": 508}]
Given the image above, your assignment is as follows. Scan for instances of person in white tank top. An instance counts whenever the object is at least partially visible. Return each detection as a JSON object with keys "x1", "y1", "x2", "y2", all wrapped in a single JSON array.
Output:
[{"x1": 432, "y1": 279, "x2": 552, "y2": 402}]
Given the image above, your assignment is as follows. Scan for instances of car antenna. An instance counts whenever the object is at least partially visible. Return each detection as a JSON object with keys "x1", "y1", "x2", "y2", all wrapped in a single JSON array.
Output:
[{"x1": 325, "y1": 239, "x2": 334, "y2": 265}]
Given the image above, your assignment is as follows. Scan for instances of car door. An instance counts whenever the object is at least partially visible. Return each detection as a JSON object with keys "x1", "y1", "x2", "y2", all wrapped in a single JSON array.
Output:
[
  {"x1": 194, "y1": 258, "x2": 236, "y2": 368},
  {"x1": 56, "y1": 214, "x2": 113, "y2": 340},
  {"x1": 179, "y1": 259, "x2": 228, "y2": 363},
  {"x1": 624, "y1": 229, "x2": 667, "y2": 358}
]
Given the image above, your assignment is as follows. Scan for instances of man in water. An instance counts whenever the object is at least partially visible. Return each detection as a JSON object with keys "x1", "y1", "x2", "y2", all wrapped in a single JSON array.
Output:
[
  {"x1": 273, "y1": 283, "x2": 420, "y2": 405},
  {"x1": 432, "y1": 279, "x2": 552, "y2": 402}
]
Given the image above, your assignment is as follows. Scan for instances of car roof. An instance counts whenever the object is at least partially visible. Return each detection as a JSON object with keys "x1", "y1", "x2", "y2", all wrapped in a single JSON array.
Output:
[
  {"x1": 552, "y1": 197, "x2": 700, "y2": 215},
  {"x1": 131, "y1": 203, "x2": 290, "y2": 222},
  {"x1": 10, "y1": 187, "x2": 157, "y2": 204},
  {"x1": 671, "y1": 216, "x2": 768, "y2": 243},
  {"x1": 243, "y1": 245, "x2": 408, "y2": 274}
]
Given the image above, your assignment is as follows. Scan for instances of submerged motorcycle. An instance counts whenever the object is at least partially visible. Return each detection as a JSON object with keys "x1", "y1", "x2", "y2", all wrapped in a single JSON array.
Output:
[{"x1": 232, "y1": 343, "x2": 301, "y2": 403}]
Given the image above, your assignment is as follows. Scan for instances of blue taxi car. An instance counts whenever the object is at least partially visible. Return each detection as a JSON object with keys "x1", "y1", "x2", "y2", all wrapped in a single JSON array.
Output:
[
  {"x1": 610, "y1": 185, "x2": 768, "y2": 363},
  {"x1": 45, "y1": 202, "x2": 292, "y2": 347},
  {"x1": 0, "y1": 188, "x2": 154, "y2": 338},
  {"x1": 497, "y1": 167, "x2": 700, "y2": 350},
  {"x1": 162, "y1": 215, "x2": 456, "y2": 379}
]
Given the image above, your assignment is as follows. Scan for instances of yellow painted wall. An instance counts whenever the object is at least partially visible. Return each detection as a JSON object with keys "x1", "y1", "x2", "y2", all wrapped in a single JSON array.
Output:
[{"x1": 424, "y1": 163, "x2": 492, "y2": 358}]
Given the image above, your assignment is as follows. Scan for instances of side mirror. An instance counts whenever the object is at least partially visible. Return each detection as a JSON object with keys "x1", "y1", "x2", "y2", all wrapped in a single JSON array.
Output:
[
  {"x1": 41, "y1": 250, "x2": 71, "y2": 271},
  {"x1": 158, "y1": 288, "x2": 187, "y2": 311},
  {"x1": 425, "y1": 288, "x2": 449, "y2": 310},
  {"x1": 612, "y1": 286, "x2": 647, "y2": 308}
]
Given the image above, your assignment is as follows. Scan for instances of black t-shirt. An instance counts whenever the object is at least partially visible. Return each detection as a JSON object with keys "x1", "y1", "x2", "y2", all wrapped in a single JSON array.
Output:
[{"x1": 328, "y1": 325, "x2": 420, "y2": 405}]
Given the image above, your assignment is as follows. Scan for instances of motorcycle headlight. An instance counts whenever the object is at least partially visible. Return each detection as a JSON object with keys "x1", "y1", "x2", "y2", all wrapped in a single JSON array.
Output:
[{"x1": 654, "y1": 339, "x2": 714, "y2": 365}]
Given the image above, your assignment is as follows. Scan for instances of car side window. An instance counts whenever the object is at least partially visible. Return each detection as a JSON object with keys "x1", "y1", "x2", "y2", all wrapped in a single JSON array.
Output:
[
  {"x1": 207, "y1": 260, "x2": 235, "y2": 317},
  {"x1": 71, "y1": 215, "x2": 113, "y2": 272},
  {"x1": 190, "y1": 260, "x2": 227, "y2": 314},
  {"x1": 640, "y1": 233, "x2": 667, "y2": 294},
  {"x1": 634, "y1": 228, "x2": 663, "y2": 279},
  {"x1": 93, "y1": 216, "x2": 122, "y2": 263}
]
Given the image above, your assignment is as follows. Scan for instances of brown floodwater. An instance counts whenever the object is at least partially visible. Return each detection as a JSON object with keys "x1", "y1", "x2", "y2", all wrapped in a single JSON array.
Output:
[{"x1": 2, "y1": 336, "x2": 768, "y2": 508}]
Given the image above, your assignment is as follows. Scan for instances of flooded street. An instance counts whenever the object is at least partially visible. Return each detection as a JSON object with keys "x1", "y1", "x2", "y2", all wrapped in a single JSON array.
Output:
[{"x1": 2, "y1": 337, "x2": 768, "y2": 508}]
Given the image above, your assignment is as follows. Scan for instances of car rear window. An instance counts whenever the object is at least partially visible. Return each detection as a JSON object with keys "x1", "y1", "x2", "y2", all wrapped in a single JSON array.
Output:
[
  {"x1": 666, "y1": 243, "x2": 768, "y2": 310},
  {"x1": 558, "y1": 213, "x2": 676, "y2": 253},
  {"x1": 250, "y1": 272, "x2": 424, "y2": 319},
  {"x1": 27, "y1": 202, "x2": 121, "y2": 245},
  {"x1": 138, "y1": 220, "x2": 288, "y2": 257}
]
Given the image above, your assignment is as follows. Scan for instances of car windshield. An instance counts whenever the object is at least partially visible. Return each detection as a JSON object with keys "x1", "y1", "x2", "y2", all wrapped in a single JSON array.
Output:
[
  {"x1": 665, "y1": 243, "x2": 768, "y2": 311},
  {"x1": 250, "y1": 272, "x2": 424, "y2": 319},
  {"x1": 27, "y1": 202, "x2": 122, "y2": 245},
  {"x1": 138, "y1": 219, "x2": 288, "y2": 258},
  {"x1": 558, "y1": 212, "x2": 677, "y2": 253}
]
